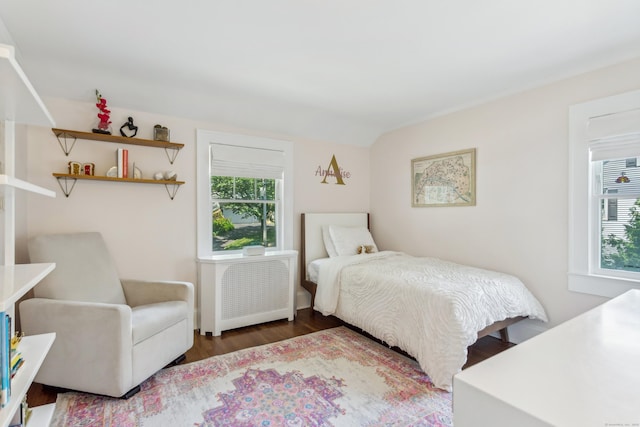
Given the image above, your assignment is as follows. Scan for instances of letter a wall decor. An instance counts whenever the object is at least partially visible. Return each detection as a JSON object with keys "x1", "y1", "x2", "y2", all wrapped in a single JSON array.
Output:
[{"x1": 315, "y1": 154, "x2": 351, "y2": 185}]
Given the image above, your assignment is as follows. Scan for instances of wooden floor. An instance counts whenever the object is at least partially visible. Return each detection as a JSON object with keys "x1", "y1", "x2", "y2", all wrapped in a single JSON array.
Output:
[{"x1": 27, "y1": 308, "x2": 514, "y2": 406}]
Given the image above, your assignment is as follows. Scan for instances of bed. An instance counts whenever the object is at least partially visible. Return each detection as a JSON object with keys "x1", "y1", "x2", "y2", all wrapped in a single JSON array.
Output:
[{"x1": 300, "y1": 212, "x2": 548, "y2": 391}]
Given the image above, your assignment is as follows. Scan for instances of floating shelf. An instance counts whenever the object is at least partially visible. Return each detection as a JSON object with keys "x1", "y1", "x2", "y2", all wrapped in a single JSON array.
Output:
[
  {"x1": 53, "y1": 173, "x2": 185, "y2": 200},
  {"x1": 0, "y1": 263, "x2": 56, "y2": 312},
  {"x1": 51, "y1": 128, "x2": 184, "y2": 164},
  {"x1": 0, "y1": 174, "x2": 56, "y2": 197},
  {"x1": 0, "y1": 44, "x2": 55, "y2": 126}
]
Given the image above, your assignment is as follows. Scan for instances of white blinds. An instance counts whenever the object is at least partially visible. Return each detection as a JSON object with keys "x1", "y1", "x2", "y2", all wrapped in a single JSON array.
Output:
[
  {"x1": 210, "y1": 143, "x2": 285, "y2": 179},
  {"x1": 590, "y1": 135, "x2": 640, "y2": 161},
  {"x1": 588, "y1": 107, "x2": 640, "y2": 161}
]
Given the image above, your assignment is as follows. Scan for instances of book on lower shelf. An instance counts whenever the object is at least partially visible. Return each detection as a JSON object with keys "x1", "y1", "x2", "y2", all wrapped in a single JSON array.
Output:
[
  {"x1": 8, "y1": 395, "x2": 29, "y2": 427},
  {"x1": 1, "y1": 312, "x2": 11, "y2": 408},
  {"x1": 10, "y1": 333, "x2": 23, "y2": 380},
  {"x1": 117, "y1": 148, "x2": 129, "y2": 178}
]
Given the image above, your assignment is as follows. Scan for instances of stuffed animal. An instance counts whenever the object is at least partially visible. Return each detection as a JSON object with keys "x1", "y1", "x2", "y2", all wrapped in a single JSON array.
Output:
[{"x1": 357, "y1": 245, "x2": 376, "y2": 254}]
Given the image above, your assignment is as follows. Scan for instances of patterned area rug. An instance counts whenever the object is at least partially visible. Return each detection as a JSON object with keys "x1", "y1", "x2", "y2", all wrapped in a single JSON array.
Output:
[{"x1": 51, "y1": 327, "x2": 452, "y2": 426}]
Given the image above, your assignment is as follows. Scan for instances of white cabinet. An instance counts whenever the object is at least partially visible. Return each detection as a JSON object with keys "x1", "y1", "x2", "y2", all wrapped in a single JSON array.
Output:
[
  {"x1": 198, "y1": 250, "x2": 297, "y2": 336},
  {"x1": 1, "y1": 43, "x2": 57, "y2": 427}
]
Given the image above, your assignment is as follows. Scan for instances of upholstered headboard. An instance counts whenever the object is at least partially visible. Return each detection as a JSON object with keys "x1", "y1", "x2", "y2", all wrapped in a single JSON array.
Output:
[{"x1": 300, "y1": 212, "x2": 369, "y2": 284}]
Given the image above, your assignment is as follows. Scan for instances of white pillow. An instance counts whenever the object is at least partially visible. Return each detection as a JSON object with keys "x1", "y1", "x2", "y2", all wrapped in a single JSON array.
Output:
[
  {"x1": 328, "y1": 225, "x2": 378, "y2": 257},
  {"x1": 322, "y1": 226, "x2": 339, "y2": 258}
]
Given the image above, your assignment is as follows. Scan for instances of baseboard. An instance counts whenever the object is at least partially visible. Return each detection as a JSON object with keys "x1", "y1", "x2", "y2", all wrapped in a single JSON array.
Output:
[{"x1": 296, "y1": 289, "x2": 311, "y2": 310}]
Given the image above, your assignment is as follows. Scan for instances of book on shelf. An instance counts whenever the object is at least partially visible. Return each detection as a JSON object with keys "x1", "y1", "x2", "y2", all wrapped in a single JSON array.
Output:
[
  {"x1": 1, "y1": 312, "x2": 10, "y2": 407},
  {"x1": 8, "y1": 395, "x2": 30, "y2": 427},
  {"x1": 117, "y1": 148, "x2": 129, "y2": 178},
  {"x1": 9, "y1": 331, "x2": 23, "y2": 379}
]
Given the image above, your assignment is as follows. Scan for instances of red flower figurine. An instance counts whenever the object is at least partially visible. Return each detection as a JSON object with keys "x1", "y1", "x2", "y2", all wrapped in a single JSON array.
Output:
[{"x1": 92, "y1": 89, "x2": 112, "y2": 134}]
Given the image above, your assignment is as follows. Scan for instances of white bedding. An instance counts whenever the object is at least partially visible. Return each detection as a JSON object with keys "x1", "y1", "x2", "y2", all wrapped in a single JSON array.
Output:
[
  {"x1": 307, "y1": 258, "x2": 330, "y2": 283},
  {"x1": 313, "y1": 251, "x2": 548, "y2": 391}
]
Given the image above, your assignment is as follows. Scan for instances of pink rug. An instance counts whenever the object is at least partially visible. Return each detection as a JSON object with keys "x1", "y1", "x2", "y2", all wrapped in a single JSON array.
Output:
[{"x1": 51, "y1": 327, "x2": 452, "y2": 426}]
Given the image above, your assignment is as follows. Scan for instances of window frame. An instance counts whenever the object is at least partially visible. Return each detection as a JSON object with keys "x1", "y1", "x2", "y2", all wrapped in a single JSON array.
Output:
[
  {"x1": 196, "y1": 130, "x2": 294, "y2": 258},
  {"x1": 568, "y1": 89, "x2": 640, "y2": 297}
]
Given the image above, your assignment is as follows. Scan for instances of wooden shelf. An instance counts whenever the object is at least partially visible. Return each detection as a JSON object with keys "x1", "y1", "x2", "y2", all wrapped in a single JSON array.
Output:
[
  {"x1": 51, "y1": 128, "x2": 184, "y2": 163},
  {"x1": 53, "y1": 173, "x2": 185, "y2": 199},
  {"x1": 52, "y1": 173, "x2": 184, "y2": 185}
]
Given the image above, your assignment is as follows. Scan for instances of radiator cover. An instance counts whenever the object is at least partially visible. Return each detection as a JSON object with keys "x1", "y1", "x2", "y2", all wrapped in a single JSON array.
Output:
[{"x1": 198, "y1": 250, "x2": 297, "y2": 336}]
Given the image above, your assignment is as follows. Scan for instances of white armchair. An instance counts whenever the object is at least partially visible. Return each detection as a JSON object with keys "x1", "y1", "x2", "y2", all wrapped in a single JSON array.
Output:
[{"x1": 19, "y1": 232, "x2": 194, "y2": 398}]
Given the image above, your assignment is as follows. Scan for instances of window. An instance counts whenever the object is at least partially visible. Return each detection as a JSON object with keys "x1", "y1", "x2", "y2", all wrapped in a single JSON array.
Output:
[
  {"x1": 593, "y1": 155, "x2": 640, "y2": 276},
  {"x1": 196, "y1": 130, "x2": 293, "y2": 257},
  {"x1": 569, "y1": 89, "x2": 640, "y2": 297}
]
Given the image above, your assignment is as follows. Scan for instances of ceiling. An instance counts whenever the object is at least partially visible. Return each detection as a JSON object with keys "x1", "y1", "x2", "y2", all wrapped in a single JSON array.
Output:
[{"x1": 1, "y1": 1, "x2": 640, "y2": 146}]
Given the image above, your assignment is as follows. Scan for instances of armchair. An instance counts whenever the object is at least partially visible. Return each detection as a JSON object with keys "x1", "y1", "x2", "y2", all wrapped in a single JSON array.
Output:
[{"x1": 19, "y1": 232, "x2": 194, "y2": 398}]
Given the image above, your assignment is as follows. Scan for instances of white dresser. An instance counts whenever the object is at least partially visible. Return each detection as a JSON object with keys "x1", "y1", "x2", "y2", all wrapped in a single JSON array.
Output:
[
  {"x1": 454, "y1": 289, "x2": 640, "y2": 427},
  {"x1": 197, "y1": 250, "x2": 297, "y2": 336}
]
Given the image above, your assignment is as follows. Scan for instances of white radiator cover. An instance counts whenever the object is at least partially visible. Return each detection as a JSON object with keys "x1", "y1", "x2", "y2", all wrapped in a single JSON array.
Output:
[{"x1": 197, "y1": 250, "x2": 297, "y2": 336}]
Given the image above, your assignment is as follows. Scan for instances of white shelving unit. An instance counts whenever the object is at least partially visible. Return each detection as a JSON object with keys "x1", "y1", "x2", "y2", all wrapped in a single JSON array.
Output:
[
  {"x1": 0, "y1": 334, "x2": 55, "y2": 427},
  {"x1": 0, "y1": 264, "x2": 56, "y2": 313},
  {"x1": 1, "y1": 42, "x2": 57, "y2": 427}
]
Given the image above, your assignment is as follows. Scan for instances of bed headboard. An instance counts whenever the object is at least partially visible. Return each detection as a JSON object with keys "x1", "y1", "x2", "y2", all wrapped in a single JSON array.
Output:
[{"x1": 301, "y1": 212, "x2": 369, "y2": 283}]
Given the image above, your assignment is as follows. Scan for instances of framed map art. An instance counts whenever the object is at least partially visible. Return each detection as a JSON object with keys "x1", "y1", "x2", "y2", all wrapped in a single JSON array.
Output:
[{"x1": 411, "y1": 148, "x2": 476, "y2": 207}]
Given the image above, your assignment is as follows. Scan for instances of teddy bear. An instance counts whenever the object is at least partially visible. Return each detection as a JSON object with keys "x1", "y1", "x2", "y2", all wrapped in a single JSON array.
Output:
[{"x1": 357, "y1": 245, "x2": 376, "y2": 254}]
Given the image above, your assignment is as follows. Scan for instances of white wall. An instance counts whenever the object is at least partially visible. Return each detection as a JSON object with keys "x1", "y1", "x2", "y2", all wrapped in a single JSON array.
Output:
[
  {"x1": 23, "y1": 97, "x2": 370, "y2": 307},
  {"x1": 370, "y1": 57, "x2": 640, "y2": 336},
  {"x1": 23, "y1": 57, "x2": 640, "y2": 336}
]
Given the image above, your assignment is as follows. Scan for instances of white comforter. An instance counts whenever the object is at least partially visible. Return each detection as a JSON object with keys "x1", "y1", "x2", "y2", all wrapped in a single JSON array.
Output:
[{"x1": 314, "y1": 251, "x2": 548, "y2": 391}]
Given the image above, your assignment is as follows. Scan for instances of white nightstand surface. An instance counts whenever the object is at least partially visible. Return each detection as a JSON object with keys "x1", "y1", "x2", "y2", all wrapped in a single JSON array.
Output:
[{"x1": 454, "y1": 289, "x2": 640, "y2": 427}]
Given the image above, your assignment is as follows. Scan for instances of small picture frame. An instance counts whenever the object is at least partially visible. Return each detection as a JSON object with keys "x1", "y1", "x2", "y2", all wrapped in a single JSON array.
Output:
[{"x1": 153, "y1": 125, "x2": 170, "y2": 142}]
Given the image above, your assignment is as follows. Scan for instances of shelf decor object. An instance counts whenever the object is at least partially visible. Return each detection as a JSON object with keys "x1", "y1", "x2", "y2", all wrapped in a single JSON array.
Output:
[
  {"x1": 92, "y1": 90, "x2": 112, "y2": 135},
  {"x1": 1, "y1": 42, "x2": 58, "y2": 427},
  {"x1": 153, "y1": 124, "x2": 170, "y2": 142},
  {"x1": 119, "y1": 116, "x2": 138, "y2": 138},
  {"x1": 52, "y1": 128, "x2": 184, "y2": 164}
]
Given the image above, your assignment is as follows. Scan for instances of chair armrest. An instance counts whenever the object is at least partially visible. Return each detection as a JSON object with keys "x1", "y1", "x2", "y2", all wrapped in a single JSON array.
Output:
[
  {"x1": 19, "y1": 298, "x2": 132, "y2": 346},
  {"x1": 19, "y1": 298, "x2": 134, "y2": 395},
  {"x1": 121, "y1": 279, "x2": 194, "y2": 308}
]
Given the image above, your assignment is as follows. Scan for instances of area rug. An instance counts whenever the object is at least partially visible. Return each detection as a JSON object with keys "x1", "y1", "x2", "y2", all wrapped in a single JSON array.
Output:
[{"x1": 51, "y1": 327, "x2": 452, "y2": 426}]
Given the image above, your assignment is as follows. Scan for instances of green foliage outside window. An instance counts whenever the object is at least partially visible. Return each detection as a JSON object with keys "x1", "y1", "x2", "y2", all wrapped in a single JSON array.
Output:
[
  {"x1": 602, "y1": 198, "x2": 640, "y2": 272},
  {"x1": 211, "y1": 176, "x2": 277, "y2": 251}
]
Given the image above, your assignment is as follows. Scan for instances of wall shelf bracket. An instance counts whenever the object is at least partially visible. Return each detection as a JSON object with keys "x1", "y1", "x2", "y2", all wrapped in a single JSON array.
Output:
[
  {"x1": 164, "y1": 182, "x2": 181, "y2": 200},
  {"x1": 54, "y1": 131, "x2": 77, "y2": 156},
  {"x1": 164, "y1": 147, "x2": 180, "y2": 164},
  {"x1": 55, "y1": 175, "x2": 77, "y2": 197}
]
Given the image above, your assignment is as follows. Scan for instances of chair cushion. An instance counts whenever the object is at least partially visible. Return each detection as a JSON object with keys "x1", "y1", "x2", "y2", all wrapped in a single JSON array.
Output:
[
  {"x1": 131, "y1": 301, "x2": 189, "y2": 345},
  {"x1": 28, "y1": 232, "x2": 126, "y2": 304}
]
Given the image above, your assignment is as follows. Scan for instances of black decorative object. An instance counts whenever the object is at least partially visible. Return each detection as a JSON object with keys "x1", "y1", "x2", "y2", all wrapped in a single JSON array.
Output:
[{"x1": 119, "y1": 117, "x2": 138, "y2": 138}]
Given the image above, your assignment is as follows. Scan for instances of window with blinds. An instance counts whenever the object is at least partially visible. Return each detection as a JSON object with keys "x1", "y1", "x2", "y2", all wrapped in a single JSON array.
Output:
[
  {"x1": 210, "y1": 143, "x2": 284, "y2": 251},
  {"x1": 589, "y1": 109, "x2": 640, "y2": 277},
  {"x1": 569, "y1": 90, "x2": 640, "y2": 297},
  {"x1": 196, "y1": 130, "x2": 294, "y2": 257}
]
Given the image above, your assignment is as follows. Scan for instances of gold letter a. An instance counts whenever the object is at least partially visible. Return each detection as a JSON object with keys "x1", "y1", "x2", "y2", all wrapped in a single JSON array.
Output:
[{"x1": 321, "y1": 155, "x2": 345, "y2": 185}]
